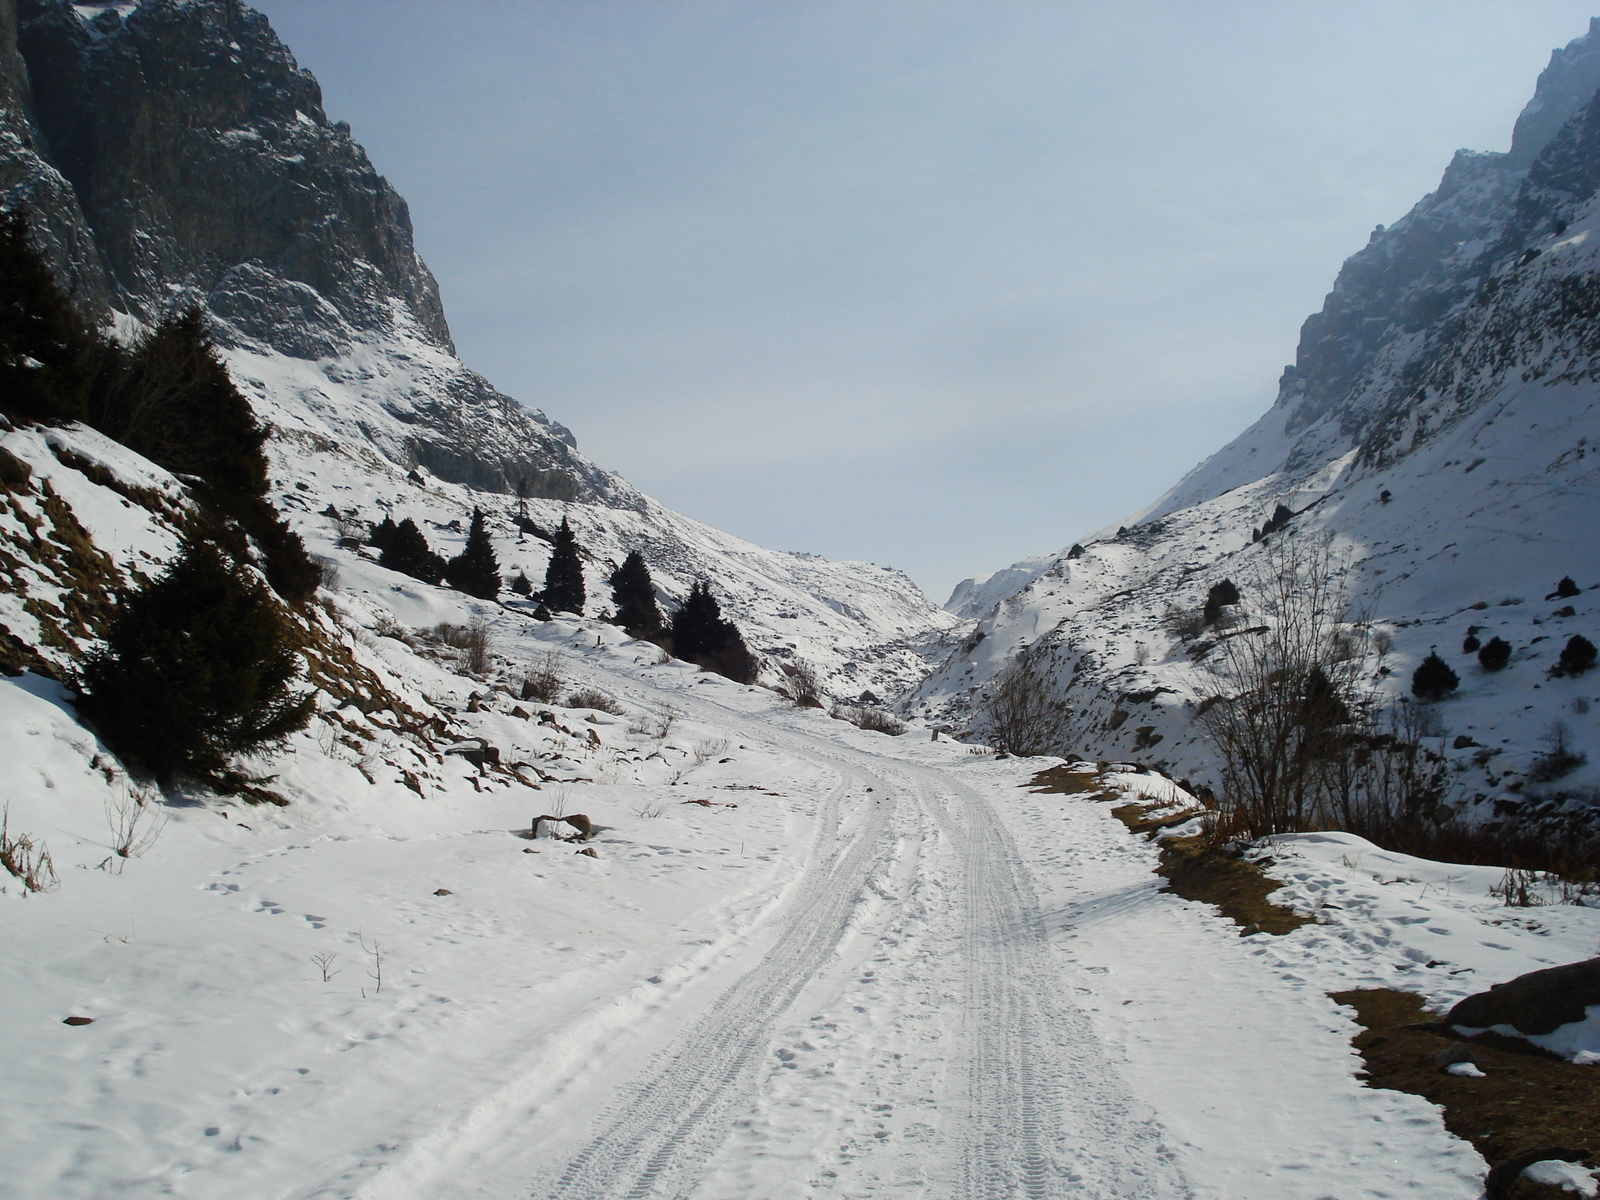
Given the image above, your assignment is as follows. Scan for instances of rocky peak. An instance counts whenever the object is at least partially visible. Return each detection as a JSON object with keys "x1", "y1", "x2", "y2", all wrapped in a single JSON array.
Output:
[{"x1": 15, "y1": 0, "x2": 452, "y2": 350}]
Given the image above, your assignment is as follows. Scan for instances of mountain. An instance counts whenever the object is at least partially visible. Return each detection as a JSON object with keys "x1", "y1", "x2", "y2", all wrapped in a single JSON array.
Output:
[
  {"x1": 914, "y1": 21, "x2": 1600, "y2": 828},
  {"x1": 0, "y1": 0, "x2": 957, "y2": 698}
]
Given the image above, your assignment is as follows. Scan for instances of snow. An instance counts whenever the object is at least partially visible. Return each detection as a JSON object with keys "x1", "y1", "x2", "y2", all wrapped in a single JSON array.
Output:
[{"x1": 1523, "y1": 1158, "x2": 1600, "y2": 1198}]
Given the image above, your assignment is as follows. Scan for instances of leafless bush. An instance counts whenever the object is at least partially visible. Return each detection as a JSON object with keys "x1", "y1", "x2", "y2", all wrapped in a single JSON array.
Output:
[
  {"x1": 0, "y1": 807, "x2": 57, "y2": 894},
  {"x1": 831, "y1": 704, "x2": 907, "y2": 736},
  {"x1": 566, "y1": 686, "x2": 624, "y2": 715},
  {"x1": 314, "y1": 556, "x2": 340, "y2": 592},
  {"x1": 324, "y1": 509, "x2": 367, "y2": 542},
  {"x1": 311, "y1": 951, "x2": 340, "y2": 982},
  {"x1": 1529, "y1": 720, "x2": 1587, "y2": 783},
  {"x1": 786, "y1": 660, "x2": 825, "y2": 708},
  {"x1": 629, "y1": 704, "x2": 677, "y2": 738},
  {"x1": 1197, "y1": 535, "x2": 1371, "y2": 837},
  {"x1": 101, "y1": 785, "x2": 166, "y2": 873},
  {"x1": 692, "y1": 736, "x2": 731, "y2": 765},
  {"x1": 982, "y1": 649, "x2": 1070, "y2": 755},
  {"x1": 432, "y1": 619, "x2": 491, "y2": 673},
  {"x1": 633, "y1": 802, "x2": 666, "y2": 819},
  {"x1": 1165, "y1": 606, "x2": 1206, "y2": 642},
  {"x1": 520, "y1": 650, "x2": 564, "y2": 702},
  {"x1": 1133, "y1": 643, "x2": 1151, "y2": 666},
  {"x1": 373, "y1": 612, "x2": 415, "y2": 646},
  {"x1": 1489, "y1": 867, "x2": 1548, "y2": 907}
]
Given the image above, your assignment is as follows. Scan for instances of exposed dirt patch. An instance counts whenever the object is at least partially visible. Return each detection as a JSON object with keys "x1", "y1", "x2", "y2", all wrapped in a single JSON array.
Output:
[
  {"x1": 1027, "y1": 764, "x2": 1309, "y2": 935},
  {"x1": 1027, "y1": 762, "x2": 1119, "y2": 802},
  {"x1": 1333, "y1": 988, "x2": 1598, "y2": 1198},
  {"x1": 1157, "y1": 834, "x2": 1315, "y2": 935}
]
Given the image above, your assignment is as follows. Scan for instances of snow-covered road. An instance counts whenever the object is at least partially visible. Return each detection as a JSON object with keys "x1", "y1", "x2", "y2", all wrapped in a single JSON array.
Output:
[{"x1": 1, "y1": 623, "x2": 1507, "y2": 1198}]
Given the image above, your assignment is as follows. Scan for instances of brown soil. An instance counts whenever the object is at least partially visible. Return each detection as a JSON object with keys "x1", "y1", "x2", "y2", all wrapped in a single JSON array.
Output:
[
  {"x1": 1156, "y1": 834, "x2": 1315, "y2": 935},
  {"x1": 1333, "y1": 988, "x2": 1598, "y2": 1198},
  {"x1": 1028, "y1": 764, "x2": 1311, "y2": 936}
]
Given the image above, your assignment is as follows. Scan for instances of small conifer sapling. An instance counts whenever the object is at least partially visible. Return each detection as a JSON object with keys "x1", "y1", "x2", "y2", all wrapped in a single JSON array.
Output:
[{"x1": 1411, "y1": 651, "x2": 1459, "y2": 701}]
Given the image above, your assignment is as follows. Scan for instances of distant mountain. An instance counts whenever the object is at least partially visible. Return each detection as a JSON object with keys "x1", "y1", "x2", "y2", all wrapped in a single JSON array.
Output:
[
  {"x1": 915, "y1": 20, "x2": 1600, "y2": 822},
  {"x1": 0, "y1": 0, "x2": 957, "y2": 698}
]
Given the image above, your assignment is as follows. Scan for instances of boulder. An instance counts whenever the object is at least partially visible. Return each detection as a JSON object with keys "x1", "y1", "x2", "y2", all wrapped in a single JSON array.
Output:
[{"x1": 1447, "y1": 957, "x2": 1600, "y2": 1036}]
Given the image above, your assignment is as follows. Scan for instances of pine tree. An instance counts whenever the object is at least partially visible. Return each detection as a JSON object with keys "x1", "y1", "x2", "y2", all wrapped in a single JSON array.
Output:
[
  {"x1": 445, "y1": 507, "x2": 500, "y2": 600},
  {"x1": 93, "y1": 308, "x2": 316, "y2": 603},
  {"x1": 1411, "y1": 651, "x2": 1459, "y2": 701},
  {"x1": 1478, "y1": 636, "x2": 1512, "y2": 672},
  {"x1": 541, "y1": 516, "x2": 585, "y2": 613},
  {"x1": 1202, "y1": 578, "x2": 1240, "y2": 626},
  {"x1": 1557, "y1": 634, "x2": 1597, "y2": 676},
  {"x1": 78, "y1": 538, "x2": 314, "y2": 781},
  {"x1": 0, "y1": 209, "x2": 96, "y2": 425},
  {"x1": 369, "y1": 516, "x2": 400, "y2": 553},
  {"x1": 509, "y1": 571, "x2": 533, "y2": 597},
  {"x1": 381, "y1": 518, "x2": 446, "y2": 584},
  {"x1": 609, "y1": 550, "x2": 664, "y2": 638},
  {"x1": 669, "y1": 579, "x2": 758, "y2": 683}
]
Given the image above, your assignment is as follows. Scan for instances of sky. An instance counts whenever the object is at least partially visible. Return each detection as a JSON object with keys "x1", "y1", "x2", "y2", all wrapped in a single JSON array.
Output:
[{"x1": 250, "y1": 1, "x2": 1598, "y2": 604}]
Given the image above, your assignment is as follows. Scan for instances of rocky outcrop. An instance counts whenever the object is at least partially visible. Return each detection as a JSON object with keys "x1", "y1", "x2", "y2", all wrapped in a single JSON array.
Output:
[
  {"x1": 0, "y1": 0, "x2": 612, "y2": 501},
  {"x1": 1448, "y1": 958, "x2": 1600, "y2": 1038}
]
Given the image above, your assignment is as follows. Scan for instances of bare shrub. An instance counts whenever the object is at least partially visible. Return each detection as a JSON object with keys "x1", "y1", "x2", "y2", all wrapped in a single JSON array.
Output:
[
  {"x1": 566, "y1": 686, "x2": 624, "y2": 715},
  {"x1": 786, "y1": 659, "x2": 825, "y2": 708},
  {"x1": 1529, "y1": 720, "x2": 1587, "y2": 783},
  {"x1": 314, "y1": 556, "x2": 340, "y2": 592},
  {"x1": 311, "y1": 951, "x2": 340, "y2": 982},
  {"x1": 831, "y1": 704, "x2": 907, "y2": 736},
  {"x1": 0, "y1": 806, "x2": 57, "y2": 893},
  {"x1": 1489, "y1": 867, "x2": 1548, "y2": 907},
  {"x1": 101, "y1": 785, "x2": 166, "y2": 873},
  {"x1": 430, "y1": 619, "x2": 492, "y2": 673},
  {"x1": 628, "y1": 704, "x2": 677, "y2": 738},
  {"x1": 692, "y1": 736, "x2": 731, "y2": 765},
  {"x1": 520, "y1": 650, "x2": 564, "y2": 703},
  {"x1": 982, "y1": 648, "x2": 1070, "y2": 755},
  {"x1": 1198, "y1": 535, "x2": 1380, "y2": 837}
]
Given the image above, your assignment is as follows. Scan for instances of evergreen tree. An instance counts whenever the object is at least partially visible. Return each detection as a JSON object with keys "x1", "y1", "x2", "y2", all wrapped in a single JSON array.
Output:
[
  {"x1": 1202, "y1": 579, "x2": 1241, "y2": 626},
  {"x1": 445, "y1": 507, "x2": 500, "y2": 599},
  {"x1": 0, "y1": 209, "x2": 96, "y2": 425},
  {"x1": 79, "y1": 538, "x2": 314, "y2": 781},
  {"x1": 369, "y1": 516, "x2": 400, "y2": 553},
  {"x1": 381, "y1": 518, "x2": 446, "y2": 584},
  {"x1": 1478, "y1": 636, "x2": 1512, "y2": 672},
  {"x1": 509, "y1": 571, "x2": 533, "y2": 597},
  {"x1": 669, "y1": 579, "x2": 758, "y2": 684},
  {"x1": 609, "y1": 550, "x2": 664, "y2": 638},
  {"x1": 541, "y1": 516, "x2": 585, "y2": 613},
  {"x1": 93, "y1": 308, "x2": 316, "y2": 603},
  {"x1": 1557, "y1": 634, "x2": 1597, "y2": 676},
  {"x1": 1411, "y1": 651, "x2": 1459, "y2": 701}
]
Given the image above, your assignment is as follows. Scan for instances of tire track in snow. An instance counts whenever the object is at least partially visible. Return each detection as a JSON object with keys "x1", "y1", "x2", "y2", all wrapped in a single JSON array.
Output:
[
  {"x1": 537, "y1": 763, "x2": 897, "y2": 1199},
  {"x1": 905, "y1": 762, "x2": 1189, "y2": 1199}
]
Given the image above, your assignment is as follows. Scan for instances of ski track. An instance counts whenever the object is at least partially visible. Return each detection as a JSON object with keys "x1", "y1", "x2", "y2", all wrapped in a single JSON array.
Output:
[{"x1": 530, "y1": 672, "x2": 1191, "y2": 1200}]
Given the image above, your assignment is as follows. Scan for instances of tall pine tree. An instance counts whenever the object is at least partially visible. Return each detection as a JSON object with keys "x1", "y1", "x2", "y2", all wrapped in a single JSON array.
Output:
[
  {"x1": 609, "y1": 549, "x2": 664, "y2": 638},
  {"x1": 445, "y1": 507, "x2": 500, "y2": 599},
  {"x1": 669, "y1": 579, "x2": 758, "y2": 683},
  {"x1": 79, "y1": 538, "x2": 314, "y2": 781},
  {"x1": 0, "y1": 209, "x2": 96, "y2": 425},
  {"x1": 542, "y1": 516, "x2": 585, "y2": 613},
  {"x1": 381, "y1": 518, "x2": 446, "y2": 584}
]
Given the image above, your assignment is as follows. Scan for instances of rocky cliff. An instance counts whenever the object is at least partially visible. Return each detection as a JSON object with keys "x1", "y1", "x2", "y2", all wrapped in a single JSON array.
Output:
[
  {"x1": 916, "y1": 20, "x2": 1600, "y2": 825},
  {"x1": 0, "y1": 0, "x2": 609, "y2": 500}
]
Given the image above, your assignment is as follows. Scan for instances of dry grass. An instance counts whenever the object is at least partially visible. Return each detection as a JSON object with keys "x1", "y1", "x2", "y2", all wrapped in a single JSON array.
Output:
[
  {"x1": 1, "y1": 806, "x2": 57, "y2": 894},
  {"x1": 1334, "y1": 988, "x2": 1598, "y2": 1197}
]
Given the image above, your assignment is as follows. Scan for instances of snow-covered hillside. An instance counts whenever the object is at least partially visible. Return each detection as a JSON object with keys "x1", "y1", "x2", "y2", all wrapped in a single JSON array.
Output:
[
  {"x1": 916, "y1": 20, "x2": 1600, "y2": 835},
  {"x1": 0, "y1": 0, "x2": 959, "y2": 703}
]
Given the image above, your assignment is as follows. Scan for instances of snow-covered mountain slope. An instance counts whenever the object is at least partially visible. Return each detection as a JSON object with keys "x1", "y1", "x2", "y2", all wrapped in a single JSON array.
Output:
[
  {"x1": 916, "y1": 20, "x2": 1600, "y2": 827},
  {"x1": 0, "y1": 0, "x2": 958, "y2": 697}
]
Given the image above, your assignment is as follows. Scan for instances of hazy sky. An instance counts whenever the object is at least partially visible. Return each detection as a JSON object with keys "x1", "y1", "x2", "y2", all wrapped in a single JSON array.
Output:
[{"x1": 251, "y1": 1, "x2": 1596, "y2": 602}]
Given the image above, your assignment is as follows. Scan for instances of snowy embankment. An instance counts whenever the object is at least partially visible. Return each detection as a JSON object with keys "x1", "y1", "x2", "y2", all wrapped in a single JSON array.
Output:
[{"x1": 10, "y1": 575, "x2": 1597, "y2": 1197}]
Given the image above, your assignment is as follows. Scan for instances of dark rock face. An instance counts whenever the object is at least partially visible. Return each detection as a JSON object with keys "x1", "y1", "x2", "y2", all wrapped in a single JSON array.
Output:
[
  {"x1": 1267, "y1": 19, "x2": 1600, "y2": 470},
  {"x1": 1447, "y1": 956, "x2": 1600, "y2": 1037},
  {"x1": 0, "y1": 0, "x2": 623, "y2": 503},
  {"x1": 14, "y1": 0, "x2": 449, "y2": 347}
]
